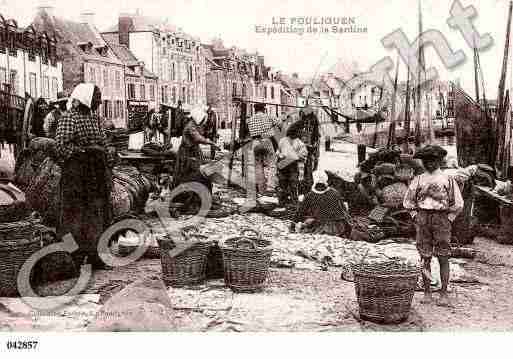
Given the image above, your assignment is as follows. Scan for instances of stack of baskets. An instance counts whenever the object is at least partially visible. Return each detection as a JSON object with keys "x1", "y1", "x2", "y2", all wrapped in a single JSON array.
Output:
[
  {"x1": 351, "y1": 261, "x2": 419, "y2": 324},
  {"x1": 221, "y1": 228, "x2": 273, "y2": 292},
  {"x1": 0, "y1": 213, "x2": 47, "y2": 297}
]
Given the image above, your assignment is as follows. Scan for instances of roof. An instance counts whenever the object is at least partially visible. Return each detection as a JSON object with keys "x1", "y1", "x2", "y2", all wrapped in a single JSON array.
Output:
[
  {"x1": 104, "y1": 14, "x2": 195, "y2": 40},
  {"x1": 104, "y1": 38, "x2": 158, "y2": 79},
  {"x1": 31, "y1": 8, "x2": 122, "y2": 65}
]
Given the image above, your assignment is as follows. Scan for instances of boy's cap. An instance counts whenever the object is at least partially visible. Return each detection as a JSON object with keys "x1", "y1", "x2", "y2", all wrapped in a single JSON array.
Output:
[{"x1": 413, "y1": 145, "x2": 447, "y2": 160}]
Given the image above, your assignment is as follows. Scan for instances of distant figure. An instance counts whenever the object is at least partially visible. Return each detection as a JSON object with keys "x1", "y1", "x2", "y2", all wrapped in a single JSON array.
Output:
[
  {"x1": 276, "y1": 125, "x2": 308, "y2": 207},
  {"x1": 206, "y1": 104, "x2": 218, "y2": 160},
  {"x1": 30, "y1": 97, "x2": 49, "y2": 139},
  {"x1": 325, "y1": 135, "x2": 332, "y2": 152},
  {"x1": 43, "y1": 95, "x2": 67, "y2": 139}
]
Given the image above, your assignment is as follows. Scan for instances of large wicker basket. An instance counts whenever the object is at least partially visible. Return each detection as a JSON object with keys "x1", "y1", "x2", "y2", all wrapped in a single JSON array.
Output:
[
  {"x1": 159, "y1": 228, "x2": 210, "y2": 287},
  {"x1": 351, "y1": 261, "x2": 419, "y2": 324},
  {"x1": 0, "y1": 214, "x2": 45, "y2": 297},
  {"x1": 221, "y1": 228, "x2": 272, "y2": 292}
]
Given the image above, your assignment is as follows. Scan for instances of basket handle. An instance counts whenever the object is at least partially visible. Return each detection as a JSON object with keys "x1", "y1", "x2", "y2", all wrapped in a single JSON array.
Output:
[
  {"x1": 183, "y1": 232, "x2": 208, "y2": 241},
  {"x1": 233, "y1": 237, "x2": 257, "y2": 249},
  {"x1": 239, "y1": 227, "x2": 261, "y2": 240}
]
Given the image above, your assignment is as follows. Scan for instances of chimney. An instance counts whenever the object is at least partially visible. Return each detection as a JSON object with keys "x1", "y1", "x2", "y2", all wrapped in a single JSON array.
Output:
[
  {"x1": 37, "y1": 0, "x2": 55, "y2": 18},
  {"x1": 80, "y1": 11, "x2": 95, "y2": 26},
  {"x1": 118, "y1": 13, "x2": 133, "y2": 48}
]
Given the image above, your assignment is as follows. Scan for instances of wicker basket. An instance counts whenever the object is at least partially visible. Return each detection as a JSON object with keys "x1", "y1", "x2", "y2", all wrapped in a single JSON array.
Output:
[
  {"x1": 380, "y1": 182, "x2": 408, "y2": 209},
  {"x1": 351, "y1": 261, "x2": 419, "y2": 324},
  {"x1": 159, "y1": 228, "x2": 210, "y2": 287},
  {"x1": 0, "y1": 214, "x2": 45, "y2": 297},
  {"x1": 221, "y1": 228, "x2": 273, "y2": 292}
]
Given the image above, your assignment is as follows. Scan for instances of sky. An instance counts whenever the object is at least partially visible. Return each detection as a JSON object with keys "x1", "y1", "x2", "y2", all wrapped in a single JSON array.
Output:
[{"x1": 2, "y1": 0, "x2": 513, "y2": 99}]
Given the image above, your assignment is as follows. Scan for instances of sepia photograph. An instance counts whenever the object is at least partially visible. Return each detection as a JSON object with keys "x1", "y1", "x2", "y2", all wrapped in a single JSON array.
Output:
[{"x1": 0, "y1": 0, "x2": 511, "y2": 356}]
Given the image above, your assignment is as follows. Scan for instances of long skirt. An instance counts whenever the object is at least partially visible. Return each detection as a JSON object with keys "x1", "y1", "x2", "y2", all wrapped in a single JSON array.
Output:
[
  {"x1": 172, "y1": 143, "x2": 212, "y2": 209},
  {"x1": 58, "y1": 149, "x2": 112, "y2": 264}
]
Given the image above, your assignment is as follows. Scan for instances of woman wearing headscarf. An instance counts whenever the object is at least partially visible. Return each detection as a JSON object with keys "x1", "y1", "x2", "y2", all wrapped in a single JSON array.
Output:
[
  {"x1": 171, "y1": 104, "x2": 220, "y2": 213},
  {"x1": 30, "y1": 97, "x2": 50, "y2": 139},
  {"x1": 55, "y1": 83, "x2": 112, "y2": 269},
  {"x1": 292, "y1": 170, "x2": 352, "y2": 237}
]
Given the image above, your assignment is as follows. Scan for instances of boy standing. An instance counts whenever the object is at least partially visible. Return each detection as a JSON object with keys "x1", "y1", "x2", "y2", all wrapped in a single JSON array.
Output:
[{"x1": 403, "y1": 145, "x2": 463, "y2": 306}]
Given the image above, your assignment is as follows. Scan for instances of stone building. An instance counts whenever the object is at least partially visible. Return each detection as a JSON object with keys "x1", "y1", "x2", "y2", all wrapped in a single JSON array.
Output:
[
  {"x1": 203, "y1": 39, "x2": 283, "y2": 130},
  {"x1": 32, "y1": 7, "x2": 127, "y2": 127},
  {"x1": 104, "y1": 38, "x2": 158, "y2": 131},
  {"x1": 102, "y1": 10, "x2": 206, "y2": 109},
  {"x1": 0, "y1": 15, "x2": 62, "y2": 101}
]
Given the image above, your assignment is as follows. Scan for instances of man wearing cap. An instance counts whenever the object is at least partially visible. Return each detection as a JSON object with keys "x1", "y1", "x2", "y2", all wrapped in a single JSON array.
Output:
[
  {"x1": 244, "y1": 103, "x2": 281, "y2": 203},
  {"x1": 403, "y1": 145, "x2": 463, "y2": 306}
]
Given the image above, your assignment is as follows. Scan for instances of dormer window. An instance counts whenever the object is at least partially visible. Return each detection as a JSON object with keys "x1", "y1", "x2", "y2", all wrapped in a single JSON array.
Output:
[
  {"x1": 78, "y1": 41, "x2": 93, "y2": 54},
  {"x1": 95, "y1": 45, "x2": 108, "y2": 57}
]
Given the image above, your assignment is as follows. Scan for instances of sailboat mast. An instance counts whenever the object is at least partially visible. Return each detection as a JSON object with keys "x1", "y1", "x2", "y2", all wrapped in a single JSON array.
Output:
[
  {"x1": 473, "y1": 44, "x2": 480, "y2": 103},
  {"x1": 415, "y1": 0, "x2": 425, "y2": 148},
  {"x1": 387, "y1": 57, "x2": 400, "y2": 148},
  {"x1": 403, "y1": 61, "x2": 411, "y2": 152},
  {"x1": 495, "y1": 0, "x2": 513, "y2": 174}
]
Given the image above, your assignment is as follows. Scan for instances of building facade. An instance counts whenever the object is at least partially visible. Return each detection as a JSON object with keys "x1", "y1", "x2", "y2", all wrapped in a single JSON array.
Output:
[
  {"x1": 0, "y1": 16, "x2": 62, "y2": 101},
  {"x1": 102, "y1": 11, "x2": 206, "y2": 109},
  {"x1": 203, "y1": 39, "x2": 283, "y2": 130},
  {"x1": 32, "y1": 7, "x2": 127, "y2": 128},
  {"x1": 105, "y1": 39, "x2": 158, "y2": 131}
]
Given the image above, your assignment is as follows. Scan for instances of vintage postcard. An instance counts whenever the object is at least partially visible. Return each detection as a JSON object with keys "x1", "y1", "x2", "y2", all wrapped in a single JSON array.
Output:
[{"x1": 0, "y1": 0, "x2": 510, "y2": 356}]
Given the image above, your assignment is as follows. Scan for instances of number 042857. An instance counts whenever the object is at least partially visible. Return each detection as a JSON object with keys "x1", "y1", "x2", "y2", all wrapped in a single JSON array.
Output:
[{"x1": 6, "y1": 340, "x2": 38, "y2": 350}]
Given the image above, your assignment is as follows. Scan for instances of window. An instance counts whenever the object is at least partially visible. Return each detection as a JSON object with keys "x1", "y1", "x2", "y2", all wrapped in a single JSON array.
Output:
[
  {"x1": 186, "y1": 88, "x2": 190, "y2": 104},
  {"x1": 118, "y1": 101, "x2": 124, "y2": 119},
  {"x1": 52, "y1": 77, "x2": 58, "y2": 99},
  {"x1": 263, "y1": 86, "x2": 267, "y2": 99},
  {"x1": 111, "y1": 69, "x2": 116, "y2": 93},
  {"x1": 242, "y1": 84, "x2": 247, "y2": 98},
  {"x1": 128, "y1": 83, "x2": 136, "y2": 99},
  {"x1": 103, "y1": 100, "x2": 108, "y2": 118},
  {"x1": 103, "y1": 69, "x2": 108, "y2": 91},
  {"x1": 172, "y1": 63, "x2": 176, "y2": 81},
  {"x1": 271, "y1": 86, "x2": 274, "y2": 100},
  {"x1": 29, "y1": 72, "x2": 37, "y2": 98},
  {"x1": 89, "y1": 67, "x2": 95, "y2": 83},
  {"x1": 9, "y1": 70, "x2": 17, "y2": 93},
  {"x1": 161, "y1": 86, "x2": 166, "y2": 103},
  {"x1": 232, "y1": 83, "x2": 237, "y2": 97},
  {"x1": 9, "y1": 33, "x2": 16, "y2": 57},
  {"x1": 115, "y1": 71, "x2": 121, "y2": 92},
  {"x1": 140, "y1": 84, "x2": 145, "y2": 100},
  {"x1": 43, "y1": 76, "x2": 49, "y2": 98},
  {"x1": 0, "y1": 67, "x2": 6, "y2": 85},
  {"x1": 164, "y1": 86, "x2": 169, "y2": 103},
  {"x1": 172, "y1": 87, "x2": 176, "y2": 104},
  {"x1": 113, "y1": 99, "x2": 119, "y2": 118},
  {"x1": 149, "y1": 85, "x2": 155, "y2": 101},
  {"x1": 181, "y1": 87, "x2": 186, "y2": 102}
]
